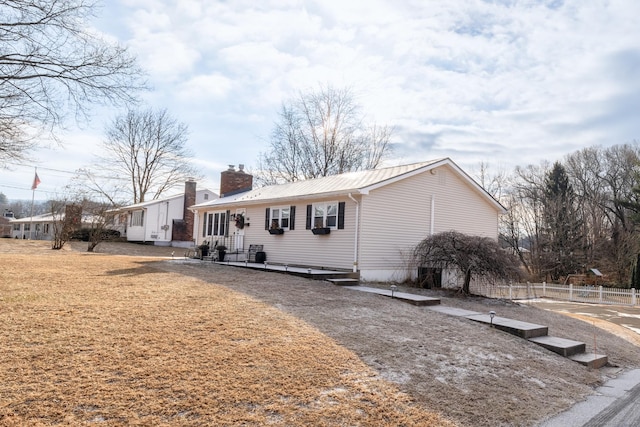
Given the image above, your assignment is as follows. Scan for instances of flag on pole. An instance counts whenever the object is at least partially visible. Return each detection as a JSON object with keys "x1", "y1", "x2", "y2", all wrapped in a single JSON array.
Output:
[{"x1": 31, "y1": 172, "x2": 41, "y2": 190}]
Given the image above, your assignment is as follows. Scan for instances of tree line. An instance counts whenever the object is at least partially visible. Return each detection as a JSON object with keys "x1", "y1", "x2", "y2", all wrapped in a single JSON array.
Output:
[{"x1": 495, "y1": 143, "x2": 640, "y2": 286}]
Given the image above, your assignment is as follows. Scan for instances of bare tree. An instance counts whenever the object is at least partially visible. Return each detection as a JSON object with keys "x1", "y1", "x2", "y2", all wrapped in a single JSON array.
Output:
[
  {"x1": 500, "y1": 162, "x2": 551, "y2": 279},
  {"x1": 412, "y1": 231, "x2": 522, "y2": 295},
  {"x1": 64, "y1": 178, "x2": 123, "y2": 251},
  {"x1": 0, "y1": 0, "x2": 146, "y2": 164},
  {"x1": 256, "y1": 85, "x2": 393, "y2": 185},
  {"x1": 50, "y1": 200, "x2": 81, "y2": 250},
  {"x1": 96, "y1": 108, "x2": 201, "y2": 203},
  {"x1": 473, "y1": 161, "x2": 508, "y2": 200}
]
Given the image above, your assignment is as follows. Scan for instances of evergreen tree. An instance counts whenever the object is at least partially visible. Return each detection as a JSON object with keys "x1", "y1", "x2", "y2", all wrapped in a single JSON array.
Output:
[{"x1": 541, "y1": 162, "x2": 585, "y2": 281}]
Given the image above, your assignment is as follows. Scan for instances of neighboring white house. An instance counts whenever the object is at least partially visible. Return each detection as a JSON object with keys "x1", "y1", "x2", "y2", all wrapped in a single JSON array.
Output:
[
  {"x1": 111, "y1": 180, "x2": 217, "y2": 247},
  {"x1": 10, "y1": 210, "x2": 95, "y2": 240},
  {"x1": 191, "y1": 158, "x2": 506, "y2": 282}
]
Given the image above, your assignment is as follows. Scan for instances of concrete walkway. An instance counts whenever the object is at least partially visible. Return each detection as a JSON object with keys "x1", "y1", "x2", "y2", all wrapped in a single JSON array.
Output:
[
  {"x1": 427, "y1": 304, "x2": 607, "y2": 368},
  {"x1": 341, "y1": 286, "x2": 607, "y2": 368},
  {"x1": 343, "y1": 286, "x2": 441, "y2": 306},
  {"x1": 539, "y1": 368, "x2": 640, "y2": 426}
]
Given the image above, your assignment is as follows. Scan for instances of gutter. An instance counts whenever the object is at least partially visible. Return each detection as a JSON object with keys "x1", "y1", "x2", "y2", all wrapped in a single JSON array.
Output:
[
  {"x1": 188, "y1": 189, "x2": 366, "y2": 211},
  {"x1": 348, "y1": 193, "x2": 360, "y2": 273},
  {"x1": 192, "y1": 209, "x2": 199, "y2": 245}
]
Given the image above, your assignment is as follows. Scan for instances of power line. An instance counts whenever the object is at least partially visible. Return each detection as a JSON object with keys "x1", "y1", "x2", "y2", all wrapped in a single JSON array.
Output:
[
  {"x1": 3, "y1": 161, "x2": 129, "y2": 181},
  {"x1": 0, "y1": 184, "x2": 62, "y2": 197},
  {"x1": 4, "y1": 161, "x2": 79, "y2": 175}
]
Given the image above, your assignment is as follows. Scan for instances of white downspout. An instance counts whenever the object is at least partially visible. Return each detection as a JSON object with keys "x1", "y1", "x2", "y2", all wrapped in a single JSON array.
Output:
[
  {"x1": 143, "y1": 208, "x2": 148, "y2": 243},
  {"x1": 164, "y1": 201, "x2": 170, "y2": 240},
  {"x1": 193, "y1": 209, "x2": 199, "y2": 245},
  {"x1": 348, "y1": 193, "x2": 360, "y2": 273},
  {"x1": 430, "y1": 195, "x2": 435, "y2": 235}
]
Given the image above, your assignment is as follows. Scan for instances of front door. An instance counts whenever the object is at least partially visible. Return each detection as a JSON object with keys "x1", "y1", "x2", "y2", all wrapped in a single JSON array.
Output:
[{"x1": 233, "y1": 208, "x2": 246, "y2": 251}]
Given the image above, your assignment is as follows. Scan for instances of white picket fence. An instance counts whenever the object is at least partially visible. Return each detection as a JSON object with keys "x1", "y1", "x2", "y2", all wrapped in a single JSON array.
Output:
[{"x1": 469, "y1": 281, "x2": 639, "y2": 306}]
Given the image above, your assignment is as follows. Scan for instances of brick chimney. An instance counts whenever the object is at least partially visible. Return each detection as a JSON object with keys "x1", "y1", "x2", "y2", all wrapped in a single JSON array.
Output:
[
  {"x1": 64, "y1": 204, "x2": 82, "y2": 229},
  {"x1": 220, "y1": 164, "x2": 253, "y2": 197},
  {"x1": 172, "y1": 179, "x2": 196, "y2": 242}
]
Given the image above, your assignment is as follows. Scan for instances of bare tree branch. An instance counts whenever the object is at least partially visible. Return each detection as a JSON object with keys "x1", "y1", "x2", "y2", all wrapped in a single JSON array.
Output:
[
  {"x1": 256, "y1": 85, "x2": 393, "y2": 185},
  {"x1": 0, "y1": 0, "x2": 147, "y2": 164},
  {"x1": 96, "y1": 108, "x2": 201, "y2": 203}
]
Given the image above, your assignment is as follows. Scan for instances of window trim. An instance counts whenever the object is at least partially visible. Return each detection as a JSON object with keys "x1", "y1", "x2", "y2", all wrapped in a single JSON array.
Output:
[
  {"x1": 265, "y1": 206, "x2": 296, "y2": 231},
  {"x1": 203, "y1": 211, "x2": 229, "y2": 237},
  {"x1": 312, "y1": 201, "x2": 338, "y2": 229},
  {"x1": 268, "y1": 206, "x2": 291, "y2": 231},
  {"x1": 130, "y1": 210, "x2": 144, "y2": 227},
  {"x1": 306, "y1": 201, "x2": 345, "y2": 230}
]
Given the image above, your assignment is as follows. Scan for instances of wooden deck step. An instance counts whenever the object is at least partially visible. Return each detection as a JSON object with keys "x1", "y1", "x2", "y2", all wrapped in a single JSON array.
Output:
[{"x1": 528, "y1": 336, "x2": 586, "y2": 357}]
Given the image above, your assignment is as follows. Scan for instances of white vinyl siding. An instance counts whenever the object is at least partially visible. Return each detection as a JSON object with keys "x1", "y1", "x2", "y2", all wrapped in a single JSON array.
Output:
[
  {"x1": 194, "y1": 163, "x2": 501, "y2": 281},
  {"x1": 357, "y1": 165, "x2": 501, "y2": 281},
  {"x1": 200, "y1": 199, "x2": 356, "y2": 270}
]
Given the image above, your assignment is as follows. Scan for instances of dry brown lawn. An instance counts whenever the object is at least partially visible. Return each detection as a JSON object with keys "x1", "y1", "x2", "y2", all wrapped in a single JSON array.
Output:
[
  {"x1": 4, "y1": 239, "x2": 640, "y2": 426},
  {"x1": 0, "y1": 239, "x2": 453, "y2": 426}
]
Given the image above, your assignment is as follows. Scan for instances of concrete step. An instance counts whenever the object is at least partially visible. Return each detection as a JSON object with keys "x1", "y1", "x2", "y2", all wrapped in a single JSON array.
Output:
[
  {"x1": 427, "y1": 306, "x2": 480, "y2": 317},
  {"x1": 529, "y1": 336, "x2": 586, "y2": 357},
  {"x1": 344, "y1": 286, "x2": 441, "y2": 306},
  {"x1": 465, "y1": 314, "x2": 548, "y2": 339},
  {"x1": 428, "y1": 306, "x2": 607, "y2": 368},
  {"x1": 569, "y1": 352, "x2": 609, "y2": 369},
  {"x1": 327, "y1": 278, "x2": 360, "y2": 286},
  {"x1": 224, "y1": 252, "x2": 247, "y2": 262}
]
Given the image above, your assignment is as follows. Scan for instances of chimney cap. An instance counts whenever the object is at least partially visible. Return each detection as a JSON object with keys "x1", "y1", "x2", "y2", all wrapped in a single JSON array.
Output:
[{"x1": 228, "y1": 165, "x2": 235, "y2": 171}]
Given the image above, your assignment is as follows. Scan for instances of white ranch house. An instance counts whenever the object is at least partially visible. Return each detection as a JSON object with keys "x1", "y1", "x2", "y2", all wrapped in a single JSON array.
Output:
[
  {"x1": 111, "y1": 180, "x2": 217, "y2": 248},
  {"x1": 10, "y1": 211, "x2": 96, "y2": 240},
  {"x1": 191, "y1": 158, "x2": 505, "y2": 282}
]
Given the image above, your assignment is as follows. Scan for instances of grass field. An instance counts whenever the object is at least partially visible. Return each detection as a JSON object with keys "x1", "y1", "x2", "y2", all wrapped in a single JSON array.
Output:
[{"x1": 0, "y1": 240, "x2": 454, "y2": 426}]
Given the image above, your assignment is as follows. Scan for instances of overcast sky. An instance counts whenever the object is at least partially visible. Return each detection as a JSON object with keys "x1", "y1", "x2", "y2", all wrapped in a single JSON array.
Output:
[{"x1": 2, "y1": 0, "x2": 640, "y2": 202}]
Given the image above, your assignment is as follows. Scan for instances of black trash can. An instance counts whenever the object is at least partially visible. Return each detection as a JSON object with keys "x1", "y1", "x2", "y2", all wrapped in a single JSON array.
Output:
[{"x1": 255, "y1": 251, "x2": 266, "y2": 263}]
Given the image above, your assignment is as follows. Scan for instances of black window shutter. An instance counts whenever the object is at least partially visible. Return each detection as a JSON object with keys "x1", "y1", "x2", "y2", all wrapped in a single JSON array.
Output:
[
  {"x1": 290, "y1": 205, "x2": 296, "y2": 230},
  {"x1": 265, "y1": 208, "x2": 270, "y2": 230},
  {"x1": 202, "y1": 213, "x2": 207, "y2": 237},
  {"x1": 338, "y1": 202, "x2": 345, "y2": 229},
  {"x1": 306, "y1": 204, "x2": 312, "y2": 229},
  {"x1": 224, "y1": 210, "x2": 230, "y2": 237}
]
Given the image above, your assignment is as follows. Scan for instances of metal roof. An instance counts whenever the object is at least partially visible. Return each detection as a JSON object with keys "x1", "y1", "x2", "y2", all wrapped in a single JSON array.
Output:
[
  {"x1": 10, "y1": 212, "x2": 100, "y2": 224},
  {"x1": 110, "y1": 189, "x2": 217, "y2": 213},
  {"x1": 191, "y1": 158, "x2": 504, "y2": 211}
]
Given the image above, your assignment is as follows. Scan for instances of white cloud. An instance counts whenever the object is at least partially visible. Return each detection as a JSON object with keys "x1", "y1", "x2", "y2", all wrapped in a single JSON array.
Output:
[
  {"x1": 7, "y1": 0, "x2": 640, "y2": 201},
  {"x1": 176, "y1": 74, "x2": 233, "y2": 102}
]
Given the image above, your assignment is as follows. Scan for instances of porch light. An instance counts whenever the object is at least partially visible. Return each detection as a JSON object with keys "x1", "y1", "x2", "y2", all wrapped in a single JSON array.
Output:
[
  {"x1": 390, "y1": 285, "x2": 398, "y2": 298},
  {"x1": 489, "y1": 311, "x2": 496, "y2": 327}
]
